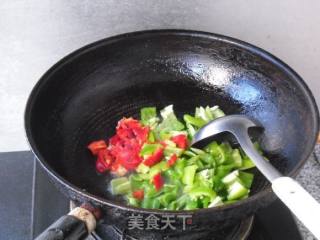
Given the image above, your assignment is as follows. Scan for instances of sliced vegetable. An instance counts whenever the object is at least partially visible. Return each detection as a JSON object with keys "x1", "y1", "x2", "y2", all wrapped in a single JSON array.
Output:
[
  {"x1": 88, "y1": 105, "x2": 270, "y2": 210},
  {"x1": 110, "y1": 177, "x2": 131, "y2": 195},
  {"x1": 133, "y1": 189, "x2": 144, "y2": 200},
  {"x1": 227, "y1": 181, "x2": 249, "y2": 200},
  {"x1": 140, "y1": 143, "x2": 162, "y2": 157},
  {"x1": 136, "y1": 163, "x2": 150, "y2": 174},
  {"x1": 143, "y1": 147, "x2": 164, "y2": 167},
  {"x1": 88, "y1": 140, "x2": 107, "y2": 155},
  {"x1": 182, "y1": 165, "x2": 198, "y2": 185},
  {"x1": 171, "y1": 134, "x2": 188, "y2": 149},
  {"x1": 167, "y1": 154, "x2": 178, "y2": 167},
  {"x1": 152, "y1": 173, "x2": 164, "y2": 191}
]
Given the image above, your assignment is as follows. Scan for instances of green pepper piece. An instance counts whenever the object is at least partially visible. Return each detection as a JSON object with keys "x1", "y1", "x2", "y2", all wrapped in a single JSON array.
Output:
[
  {"x1": 185, "y1": 199, "x2": 198, "y2": 210},
  {"x1": 149, "y1": 161, "x2": 169, "y2": 178},
  {"x1": 151, "y1": 198, "x2": 161, "y2": 209},
  {"x1": 159, "y1": 193, "x2": 176, "y2": 207},
  {"x1": 202, "y1": 197, "x2": 211, "y2": 208},
  {"x1": 188, "y1": 185, "x2": 216, "y2": 200},
  {"x1": 199, "y1": 153, "x2": 215, "y2": 166},
  {"x1": 240, "y1": 156, "x2": 255, "y2": 170},
  {"x1": 159, "y1": 130, "x2": 172, "y2": 140},
  {"x1": 148, "y1": 131, "x2": 156, "y2": 142},
  {"x1": 205, "y1": 106, "x2": 214, "y2": 120},
  {"x1": 110, "y1": 177, "x2": 130, "y2": 195},
  {"x1": 127, "y1": 196, "x2": 140, "y2": 207},
  {"x1": 208, "y1": 196, "x2": 224, "y2": 207},
  {"x1": 182, "y1": 165, "x2": 198, "y2": 185},
  {"x1": 141, "y1": 107, "x2": 159, "y2": 127},
  {"x1": 136, "y1": 163, "x2": 150, "y2": 174},
  {"x1": 140, "y1": 143, "x2": 162, "y2": 156},
  {"x1": 129, "y1": 174, "x2": 144, "y2": 190},
  {"x1": 183, "y1": 114, "x2": 206, "y2": 127},
  {"x1": 186, "y1": 122, "x2": 197, "y2": 138},
  {"x1": 231, "y1": 149, "x2": 242, "y2": 168},
  {"x1": 141, "y1": 107, "x2": 157, "y2": 121},
  {"x1": 186, "y1": 155, "x2": 200, "y2": 166},
  {"x1": 222, "y1": 170, "x2": 240, "y2": 186},
  {"x1": 141, "y1": 197, "x2": 154, "y2": 209},
  {"x1": 190, "y1": 147, "x2": 206, "y2": 155},
  {"x1": 176, "y1": 195, "x2": 189, "y2": 209},
  {"x1": 227, "y1": 181, "x2": 249, "y2": 200},
  {"x1": 183, "y1": 150, "x2": 197, "y2": 157},
  {"x1": 167, "y1": 201, "x2": 178, "y2": 210},
  {"x1": 211, "y1": 107, "x2": 225, "y2": 119},
  {"x1": 215, "y1": 164, "x2": 235, "y2": 178},
  {"x1": 112, "y1": 181, "x2": 131, "y2": 195},
  {"x1": 164, "y1": 146, "x2": 183, "y2": 157},
  {"x1": 238, "y1": 171, "x2": 254, "y2": 189},
  {"x1": 204, "y1": 141, "x2": 219, "y2": 154}
]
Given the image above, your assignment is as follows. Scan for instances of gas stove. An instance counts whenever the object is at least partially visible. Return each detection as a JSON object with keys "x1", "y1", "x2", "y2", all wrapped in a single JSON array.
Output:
[{"x1": 31, "y1": 159, "x2": 303, "y2": 240}]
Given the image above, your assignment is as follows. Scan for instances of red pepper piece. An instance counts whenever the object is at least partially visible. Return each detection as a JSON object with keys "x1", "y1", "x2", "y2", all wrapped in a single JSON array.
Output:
[
  {"x1": 171, "y1": 134, "x2": 188, "y2": 149},
  {"x1": 88, "y1": 140, "x2": 107, "y2": 155},
  {"x1": 143, "y1": 147, "x2": 164, "y2": 167},
  {"x1": 133, "y1": 189, "x2": 144, "y2": 200},
  {"x1": 153, "y1": 173, "x2": 164, "y2": 191},
  {"x1": 167, "y1": 154, "x2": 178, "y2": 167},
  {"x1": 95, "y1": 149, "x2": 113, "y2": 173}
]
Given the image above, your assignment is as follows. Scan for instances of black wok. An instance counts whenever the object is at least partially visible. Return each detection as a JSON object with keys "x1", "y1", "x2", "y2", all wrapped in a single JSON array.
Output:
[{"x1": 25, "y1": 30, "x2": 319, "y2": 239}]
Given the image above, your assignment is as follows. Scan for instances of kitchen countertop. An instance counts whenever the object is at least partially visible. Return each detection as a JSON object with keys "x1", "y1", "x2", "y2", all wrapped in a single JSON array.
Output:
[
  {"x1": 296, "y1": 145, "x2": 320, "y2": 240},
  {"x1": 1, "y1": 0, "x2": 320, "y2": 152},
  {"x1": 0, "y1": 148, "x2": 319, "y2": 239}
]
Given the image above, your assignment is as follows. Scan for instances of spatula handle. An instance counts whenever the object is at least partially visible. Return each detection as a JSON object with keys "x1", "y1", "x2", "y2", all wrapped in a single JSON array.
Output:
[{"x1": 272, "y1": 177, "x2": 320, "y2": 239}]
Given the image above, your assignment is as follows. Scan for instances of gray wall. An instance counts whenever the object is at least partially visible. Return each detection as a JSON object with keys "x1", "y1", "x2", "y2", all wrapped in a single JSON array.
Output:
[{"x1": 1, "y1": 0, "x2": 319, "y2": 151}]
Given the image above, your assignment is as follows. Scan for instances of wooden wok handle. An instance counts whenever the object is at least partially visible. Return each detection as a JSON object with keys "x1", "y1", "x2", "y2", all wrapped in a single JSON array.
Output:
[{"x1": 34, "y1": 207, "x2": 96, "y2": 240}]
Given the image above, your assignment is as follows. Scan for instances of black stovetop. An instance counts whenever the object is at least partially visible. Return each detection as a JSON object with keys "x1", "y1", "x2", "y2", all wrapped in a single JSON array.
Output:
[{"x1": 30, "y1": 158, "x2": 303, "y2": 240}]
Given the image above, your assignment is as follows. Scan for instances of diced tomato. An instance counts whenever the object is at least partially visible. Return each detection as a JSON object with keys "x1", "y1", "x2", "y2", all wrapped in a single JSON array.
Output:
[
  {"x1": 143, "y1": 147, "x2": 164, "y2": 167},
  {"x1": 171, "y1": 134, "x2": 188, "y2": 149},
  {"x1": 133, "y1": 189, "x2": 144, "y2": 200},
  {"x1": 167, "y1": 154, "x2": 178, "y2": 167},
  {"x1": 88, "y1": 140, "x2": 107, "y2": 155},
  {"x1": 153, "y1": 173, "x2": 164, "y2": 191}
]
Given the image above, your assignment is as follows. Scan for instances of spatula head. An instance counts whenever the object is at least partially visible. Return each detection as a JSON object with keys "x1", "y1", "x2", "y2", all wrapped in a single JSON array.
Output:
[{"x1": 191, "y1": 115, "x2": 262, "y2": 147}]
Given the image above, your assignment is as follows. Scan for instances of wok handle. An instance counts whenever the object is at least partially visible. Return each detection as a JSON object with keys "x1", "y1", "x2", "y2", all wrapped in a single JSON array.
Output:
[
  {"x1": 34, "y1": 207, "x2": 96, "y2": 240},
  {"x1": 272, "y1": 177, "x2": 320, "y2": 239}
]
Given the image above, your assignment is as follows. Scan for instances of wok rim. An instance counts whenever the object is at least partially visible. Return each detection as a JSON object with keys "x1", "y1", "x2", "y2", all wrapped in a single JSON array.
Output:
[{"x1": 24, "y1": 29, "x2": 319, "y2": 215}]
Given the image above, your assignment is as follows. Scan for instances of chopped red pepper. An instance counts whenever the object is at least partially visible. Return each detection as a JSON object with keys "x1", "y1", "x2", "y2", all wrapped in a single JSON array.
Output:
[
  {"x1": 133, "y1": 189, "x2": 144, "y2": 200},
  {"x1": 167, "y1": 154, "x2": 178, "y2": 167},
  {"x1": 153, "y1": 173, "x2": 164, "y2": 191},
  {"x1": 88, "y1": 140, "x2": 107, "y2": 155},
  {"x1": 95, "y1": 149, "x2": 113, "y2": 173},
  {"x1": 143, "y1": 147, "x2": 164, "y2": 167},
  {"x1": 171, "y1": 134, "x2": 188, "y2": 149},
  {"x1": 160, "y1": 141, "x2": 167, "y2": 147},
  {"x1": 89, "y1": 118, "x2": 149, "y2": 173}
]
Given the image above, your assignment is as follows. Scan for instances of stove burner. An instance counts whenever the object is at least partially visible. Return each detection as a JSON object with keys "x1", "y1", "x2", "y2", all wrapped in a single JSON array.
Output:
[{"x1": 70, "y1": 202, "x2": 254, "y2": 240}]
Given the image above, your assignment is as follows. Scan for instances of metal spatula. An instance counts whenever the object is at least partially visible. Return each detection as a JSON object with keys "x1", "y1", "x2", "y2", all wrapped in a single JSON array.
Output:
[{"x1": 191, "y1": 115, "x2": 320, "y2": 239}]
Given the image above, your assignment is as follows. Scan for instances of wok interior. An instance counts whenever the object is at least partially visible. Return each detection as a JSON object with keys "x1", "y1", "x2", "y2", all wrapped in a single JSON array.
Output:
[{"x1": 28, "y1": 32, "x2": 318, "y2": 204}]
